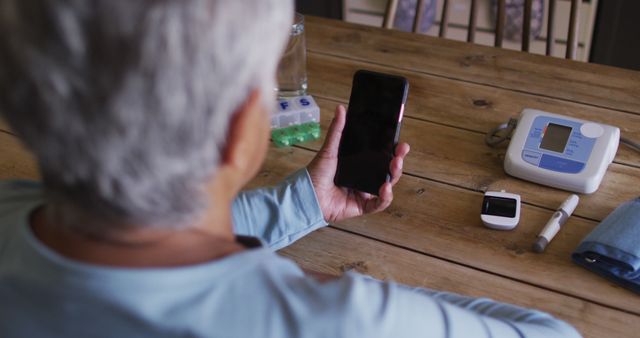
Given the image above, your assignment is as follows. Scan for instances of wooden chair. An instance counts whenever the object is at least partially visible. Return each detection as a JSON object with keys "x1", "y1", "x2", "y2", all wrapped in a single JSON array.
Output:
[{"x1": 383, "y1": 0, "x2": 581, "y2": 60}]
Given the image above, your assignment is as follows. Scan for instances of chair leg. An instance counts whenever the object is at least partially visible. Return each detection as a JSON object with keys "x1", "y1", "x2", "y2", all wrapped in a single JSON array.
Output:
[
  {"x1": 522, "y1": 0, "x2": 533, "y2": 52},
  {"x1": 566, "y1": 0, "x2": 580, "y2": 59},
  {"x1": 383, "y1": 0, "x2": 400, "y2": 29},
  {"x1": 546, "y1": 0, "x2": 556, "y2": 56},
  {"x1": 494, "y1": 0, "x2": 506, "y2": 47},
  {"x1": 467, "y1": 0, "x2": 478, "y2": 42},
  {"x1": 439, "y1": 0, "x2": 450, "y2": 38},
  {"x1": 413, "y1": 0, "x2": 428, "y2": 33}
]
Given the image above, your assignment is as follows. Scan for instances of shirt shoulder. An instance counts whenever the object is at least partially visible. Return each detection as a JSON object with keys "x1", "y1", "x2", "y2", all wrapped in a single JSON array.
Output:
[
  {"x1": 0, "y1": 180, "x2": 43, "y2": 255},
  {"x1": 254, "y1": 257, "x2": 433, "y2": 338},
  {"x1": 0, "y1": 179, "x2": 43, "y2": 219},
  {"x1": 0, "y1": 180, "x2": 44, "y2": 208}
]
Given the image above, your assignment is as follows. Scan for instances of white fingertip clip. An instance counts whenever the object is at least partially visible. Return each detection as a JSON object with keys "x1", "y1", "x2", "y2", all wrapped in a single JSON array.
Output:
[{"x1": 481, "y1": 190, "x2": 521, "y2": 230}]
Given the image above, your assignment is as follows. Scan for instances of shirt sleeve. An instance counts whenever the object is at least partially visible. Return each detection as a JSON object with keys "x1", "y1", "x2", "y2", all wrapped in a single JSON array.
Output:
[
  {"x1": 232, "y1": 169, "x2": 327, "y2": 250},
  {"x1": 322, "y1": 273, "x2": 583, "y2": 338},
  {"x1": 405, "y1": 284, "x2": 582, "y2": 338},
  {"x1": 276, "y1": 266, "x2": 582, "y2": 338}
]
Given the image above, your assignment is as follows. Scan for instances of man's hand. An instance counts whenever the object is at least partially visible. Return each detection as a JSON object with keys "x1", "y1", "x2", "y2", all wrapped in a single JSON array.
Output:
[{"x1": 307, "y1": 105, "x2": 410, "y2": 224}]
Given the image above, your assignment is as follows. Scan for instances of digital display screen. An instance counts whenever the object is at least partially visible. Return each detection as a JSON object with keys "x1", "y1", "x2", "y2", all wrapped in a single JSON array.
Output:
[
  {"x1": 481, "y1": 196, "x2": 517, "y2": 218},
  {"x1": 540, "y1": 123, "x2": 572, "y2": 153},
  {"x1": 335, "y1": 70, "x2": 407, "y2": 195}
]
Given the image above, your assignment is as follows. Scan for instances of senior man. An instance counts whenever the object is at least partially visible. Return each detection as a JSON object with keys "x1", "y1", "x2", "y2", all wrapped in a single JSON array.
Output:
[{"x1": 0, "y1": 1, "x2": 581, "y2": 337}]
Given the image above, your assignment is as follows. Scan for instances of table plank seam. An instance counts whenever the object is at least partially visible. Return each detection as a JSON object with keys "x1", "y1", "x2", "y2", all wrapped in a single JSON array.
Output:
[
  {"x1": 261, "y1": 145, "x2": 640, "y2": 315},
  {"x1": 0, "y1": 129, "x2": 15, "y2": 137},
  {"x1": 256, "y1": 145, "x2": 640, "y2": 313},
  {"x1": 307, "y1": 49, "x2": 640, "y2": 118},
  {"x1": 399, "y1": 171, "x2": 605, "y2": 222},
  {"x1": 307, "y1": 93, "x2": 640, "y2": 170},
  {"x1": 293, "y1": 143, "x2": 606, "y2": 225},
  {"x1": 310, "y1": 92, "x2": 488, "y2": 135},
  {"x1": 327, "y1": 225, "x2": 640, "y2": 317}
]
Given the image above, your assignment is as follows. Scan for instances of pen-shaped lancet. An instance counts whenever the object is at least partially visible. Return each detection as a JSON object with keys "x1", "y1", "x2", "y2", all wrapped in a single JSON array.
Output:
[{"x1": 533, "y1": 194, "x2": 580, "y2": 253}]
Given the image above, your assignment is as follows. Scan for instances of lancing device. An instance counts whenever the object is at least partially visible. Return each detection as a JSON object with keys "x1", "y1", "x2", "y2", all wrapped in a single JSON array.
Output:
[{"x1": 532, "y1": 194, "x2": 580, "y2": 253}]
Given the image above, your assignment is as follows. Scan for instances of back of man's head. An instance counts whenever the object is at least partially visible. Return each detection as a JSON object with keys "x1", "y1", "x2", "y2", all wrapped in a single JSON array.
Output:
[{"x1": 0, "y1": 0, "x2": 293, "y2": 236}]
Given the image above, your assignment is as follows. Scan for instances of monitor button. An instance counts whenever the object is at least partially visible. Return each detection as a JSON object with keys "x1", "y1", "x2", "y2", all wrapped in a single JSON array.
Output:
[
  {"x1": 522, "y1": 150, "x2": 542, "y2": 166},
  {"x1": 539, "y1": 154, "x2": 585, "y2": 173},
  {"x1": 580, "y1": 123, "x2": 604, "y2": 138}
]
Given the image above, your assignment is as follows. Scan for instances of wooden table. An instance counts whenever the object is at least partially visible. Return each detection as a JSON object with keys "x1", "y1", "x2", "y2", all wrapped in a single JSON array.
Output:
[
  {"x1": 271, "y1": 17, "x2": 640, "y2": 338},
  {"x1": 1, "y1": 16, "x2": 639, "y2": 338}
]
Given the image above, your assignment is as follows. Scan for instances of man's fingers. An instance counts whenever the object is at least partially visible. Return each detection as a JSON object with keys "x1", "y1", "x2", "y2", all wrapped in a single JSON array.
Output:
[
  {"x1": 363, "y1": 182, "x2": 392, "y2": 214},
  {"x1": 389, "y1": 156, "x2": 403, "y2": 185},
  {"x1": 357, "y1": 190, "x2": 373, "y2": 200},
  {"x1": 374, "y1": 182, "x2": 393, "y2": 212},
  {"x1": 318, "y1": 105, "x2": 347, "y2": 157},
  {"x1": 389, "y1": 143, "x2": 409, "y2": 185},
  {"x1": 395, "y1": 142, "x2": 410, "y2": 158}
]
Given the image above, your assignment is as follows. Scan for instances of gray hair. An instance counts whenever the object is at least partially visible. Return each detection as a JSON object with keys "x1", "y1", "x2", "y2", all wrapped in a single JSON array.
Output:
[{"x1": 0, "y1": 0, "x2": 293, "y2": 236}]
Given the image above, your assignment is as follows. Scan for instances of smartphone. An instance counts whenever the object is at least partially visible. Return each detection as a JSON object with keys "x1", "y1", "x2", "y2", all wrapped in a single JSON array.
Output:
[{"x1": 334, "y1": 70, "x2": 409, "y2": 195}]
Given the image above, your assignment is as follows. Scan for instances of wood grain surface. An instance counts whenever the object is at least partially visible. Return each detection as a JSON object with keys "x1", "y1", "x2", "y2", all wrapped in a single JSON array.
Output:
[
  {"x1": 305, "y1": 16, "x2": 640, "y2": 115},
  {"x1": 0, "y1": 118, "x2": 10, "y2": 134},
  {"x1": 305, "y1": 53, "x2": 640, "y2": 168},
  {"x1": 0, "y1": 132, "x2": 38, "y2": 180},
  {"x1": 306, "y1": 96, "x2": 640, "y2": 226},
  {"x1": 247, "y1": 144, "x2": 640, "y2": 316}
]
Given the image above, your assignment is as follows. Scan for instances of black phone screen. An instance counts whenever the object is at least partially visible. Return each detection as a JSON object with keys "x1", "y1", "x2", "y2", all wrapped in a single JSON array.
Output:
[{"x1": 334, "y1": 70, "x2": 408, "y2": 195}]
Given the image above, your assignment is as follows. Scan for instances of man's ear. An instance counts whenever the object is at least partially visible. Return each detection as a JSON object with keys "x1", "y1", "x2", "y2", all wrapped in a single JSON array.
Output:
[{"x1": 219, "y1": 89, "x2": 269, "y2": 183}]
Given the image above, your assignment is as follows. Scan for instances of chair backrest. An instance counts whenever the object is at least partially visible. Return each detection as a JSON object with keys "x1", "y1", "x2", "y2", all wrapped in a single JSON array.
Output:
[{"x1": 383, "y1": 0, "x2": 581, "y2": 60}]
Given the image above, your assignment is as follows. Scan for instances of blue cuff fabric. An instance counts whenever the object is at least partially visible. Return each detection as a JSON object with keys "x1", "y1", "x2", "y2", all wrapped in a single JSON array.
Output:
[
  {"x1": 572, "y1": 197, "x2": 640, "y2": 294},
  {"x1": 232, "y1": 168, "x2": 327, "y2": 250}
]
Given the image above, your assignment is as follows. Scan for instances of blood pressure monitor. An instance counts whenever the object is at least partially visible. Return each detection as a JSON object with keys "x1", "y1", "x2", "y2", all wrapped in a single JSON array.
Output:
[{"x1": 505, "y1": 109, "x2": 620, "y2": 194}]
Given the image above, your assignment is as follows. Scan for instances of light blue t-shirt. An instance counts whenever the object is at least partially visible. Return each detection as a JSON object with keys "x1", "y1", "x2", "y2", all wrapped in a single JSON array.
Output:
[{"x1": 0, "y1": 169, "x2": 581, "y2": 338}]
